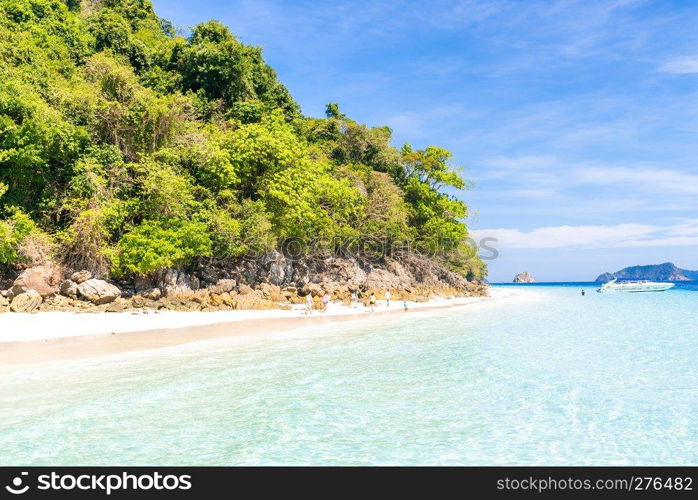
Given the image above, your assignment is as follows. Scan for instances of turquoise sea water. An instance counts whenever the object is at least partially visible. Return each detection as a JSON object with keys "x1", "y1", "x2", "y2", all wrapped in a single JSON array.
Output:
[{"x1": 1, "y1": 283, "x2": 696, "y2": 465}]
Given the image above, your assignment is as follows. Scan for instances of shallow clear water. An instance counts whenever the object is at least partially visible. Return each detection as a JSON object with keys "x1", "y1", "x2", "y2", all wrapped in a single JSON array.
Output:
[{"x1": 1, "y1": 284, "x2": 696, "y2": 465}]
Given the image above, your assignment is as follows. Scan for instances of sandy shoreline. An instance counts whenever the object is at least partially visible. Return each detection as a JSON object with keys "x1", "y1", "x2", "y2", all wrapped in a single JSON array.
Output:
[{"x1": 0, "y1": 287, "x2": 538, "y2": 367}]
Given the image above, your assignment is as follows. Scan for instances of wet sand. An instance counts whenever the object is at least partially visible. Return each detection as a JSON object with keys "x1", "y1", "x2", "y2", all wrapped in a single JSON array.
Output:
[
  {"x1": 0, "y1": 288, "x2": 538, "y2": 368},
  {"x1": 0, "y1": 302, "x2": 473, "y2": 367}
]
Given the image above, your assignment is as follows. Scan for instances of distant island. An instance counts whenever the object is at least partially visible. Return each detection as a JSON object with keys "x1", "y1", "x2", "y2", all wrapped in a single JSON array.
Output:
[
  {"x1": 513, "y1": 272, "x2": 535, "y2": 283},
  {"x1": 596, "y1": 263, "x2": 698, "y2": 282}
]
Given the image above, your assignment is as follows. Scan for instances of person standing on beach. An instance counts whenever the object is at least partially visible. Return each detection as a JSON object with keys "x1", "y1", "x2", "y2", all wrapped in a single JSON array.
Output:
[
  {"x1": 351, "y1": 290, "x2": 359, "y2": 308},
  {"x1": 403, "y1": 300, "x2": 408, "y2": 312},
  {"x1": 385, "y1": 291, "x2": 391, "y2": 308},
  {"x1": 369, "y1": 293, "x2": 376, "y2": 312},
  {"x1": 322, "y1": 292, "x2": 330, "y2": 311},
  {"x1": 305, "y1": 293, "x2": 313, "y2": 314}
]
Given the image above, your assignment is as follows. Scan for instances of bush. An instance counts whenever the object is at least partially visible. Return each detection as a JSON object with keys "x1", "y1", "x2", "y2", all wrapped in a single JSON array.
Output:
[
  {"x1": 113, "y1": 219, "x2": 212, "y2": 275},
  {"x1": 0, "y1": 208, "x2": 53, "y2": 267}
]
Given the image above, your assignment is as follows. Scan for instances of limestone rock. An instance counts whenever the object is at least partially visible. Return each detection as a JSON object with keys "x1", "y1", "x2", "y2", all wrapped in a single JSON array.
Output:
[
  {"x1": 210, "y1": 292, "x2": 235, "y2": 308},
  {"x1": 70, "y1": 270, "x2": 92, "y2": 284},
  {"x1": 210, "y1": 278, "x2": 236, "y2": 294},
  {"x1": 234, "y1": 291, "x2": 274, "y2": 310},
  {"x1": 513, "y1": 271, "x2": 535, "y2": 283},
  {"x1": 59, "y1": 279, "x2": 79, "y2": 299},
  {"x1": 259, "y1": 283, "x2": 284, "y2": 302},
  {"x1": 198, "y1": 266, "x2": 219, "y2": 285},
  {"x1": 238, "y1": 284, "x2": 254, "y2": 295},
  {"x1": 262, "y1": 250, "x2": 288, "y2": 285},
  {"x1": 105, "y1": 299, "x2": 127, "y2": 313},
  {"x1": 77, "y1": 279, "x2": 121, "y2": 305},
  {"x1": 10, "y1": 290, "x2": 43, "y2": 313},
  {"x1": 301, "y1": 283, "x2": 322, "y2": 297},
  {"x1": 156, "y1": 268, "x2": 199, "y2": 296},
  {"x1": 141, "y1": 288, "x2": 161, "y2": 301},
  {"x1": 9, "y1": 263, "x2": 62, "y2": 298}
]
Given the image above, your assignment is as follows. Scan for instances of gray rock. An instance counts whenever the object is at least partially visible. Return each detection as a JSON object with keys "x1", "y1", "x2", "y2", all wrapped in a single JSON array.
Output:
[
  {"x1": 134, "y1": 275, "x2": 155, "y2": 294},
  {"x1": 261, "y1": 250, "x2": 288, "y2": 285},
  {"x1": 156, "y1": 268, "x2": 199, "y2": 296},
  {"x1": 269, "y1": 262, "x2": 286, "y2": 286},
  {"x1": 211, "y1": 279, "x2": 236, "y2": 294},
  {"x1": 10, "y1": 290, "x2": 43, "y2": 313},
  {"x1": 77, "y1": 279, "x2": 121, "y2": 305},
  {"x1": 59, "y1": 279, "x2": 78, "y2": 299},
  {"x1": 513, "y1": 271, "x2": 535, "y2": 283},
  {"x1": 70, "y1": 270, "x2": 92, "y2": 284},
  {"x1": 198, "y1": 267, "x2": 219, "y2": 285},
  {"x1": 291, "y1": 261, "x2": 310, "y2": 287}
]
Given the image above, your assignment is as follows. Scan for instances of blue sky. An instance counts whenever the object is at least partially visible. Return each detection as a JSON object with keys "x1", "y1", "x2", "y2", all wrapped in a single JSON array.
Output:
[{"x1": 153, "y1": 0, "x2": 698, "y2": 282}]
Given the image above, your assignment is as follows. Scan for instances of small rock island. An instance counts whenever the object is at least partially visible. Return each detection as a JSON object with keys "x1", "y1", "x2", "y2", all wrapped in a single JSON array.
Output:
[{"x1": 513, "y1": 271, "x2": 535, "y2": 283}]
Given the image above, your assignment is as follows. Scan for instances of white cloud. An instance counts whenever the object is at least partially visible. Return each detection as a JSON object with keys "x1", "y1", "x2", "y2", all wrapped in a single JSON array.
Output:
[
  {"x1": 658, "y1": 57, "x2": 698, "y2": 74},
  {"x1": 471, "y1": 220, "x2": 698, "y2": 249},
  {"x1": 474, "y1": 153, "x2": 698, "y2": 200},
  {"x1": 574, "y1": 166, "x2": 698, "y2": 195}
]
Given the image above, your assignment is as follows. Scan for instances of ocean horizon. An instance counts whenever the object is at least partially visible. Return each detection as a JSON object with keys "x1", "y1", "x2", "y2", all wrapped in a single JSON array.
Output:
[
  {"x1": 1, "y1": 283, "x2": 695, "y2": 466},
  {"x1": 495, "y1": 281, "x2": 698, "y2": 289}
]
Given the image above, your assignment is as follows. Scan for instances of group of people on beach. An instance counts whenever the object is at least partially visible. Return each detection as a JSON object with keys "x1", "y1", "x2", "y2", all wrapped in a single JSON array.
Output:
[{"x1": 304, "y1": 290, "x2": 408, "y2": 314}]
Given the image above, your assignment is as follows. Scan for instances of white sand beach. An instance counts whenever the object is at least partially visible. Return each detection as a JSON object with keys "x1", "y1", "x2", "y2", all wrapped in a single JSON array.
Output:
[{"x1": 0, "y1": 287, "x2": 539, "y2": 366}]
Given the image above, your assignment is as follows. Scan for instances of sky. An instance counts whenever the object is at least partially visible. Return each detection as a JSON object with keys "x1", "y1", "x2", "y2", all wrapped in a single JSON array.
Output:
[{"x1": 153, "y1": 0, "x2": 698, "y2": 282}]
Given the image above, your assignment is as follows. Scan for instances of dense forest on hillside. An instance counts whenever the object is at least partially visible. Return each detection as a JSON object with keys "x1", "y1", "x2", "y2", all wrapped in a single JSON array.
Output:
[{"x1": 0, "y1": 0, "x2": 486, "y2": 283}]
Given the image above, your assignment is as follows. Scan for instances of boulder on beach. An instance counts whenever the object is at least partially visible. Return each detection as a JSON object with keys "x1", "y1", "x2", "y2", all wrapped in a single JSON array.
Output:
[
  {"x1": 70, "y1": 270, "x2": 92, "y2": 284},
  {"x1": 9, "y1": 263, "x2": 62, "y2": 298},
  {"x1": 10, "y1": 290, "x2": 43, "y2": 313},
  {"x1": 211, "y1": 279, "x2": 236, "y2": 295},
  {"x1": 513, "y1": 271, "x2": 535, "y2": 283},
  {"x1": 59, "y1": 279, "x2": 79, "y2": 299},
  {"x1": 77, "y1": 279, "x2": 121, "y2": 305},
  {"x1": 141, "y1": 288, "x2": 162, "y2": 301}
]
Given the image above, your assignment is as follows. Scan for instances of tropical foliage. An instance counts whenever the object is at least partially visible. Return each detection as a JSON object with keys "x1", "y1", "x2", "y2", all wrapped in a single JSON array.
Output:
[{"x1": 0, "y1": 0, "x2": 486, "y2": 280}]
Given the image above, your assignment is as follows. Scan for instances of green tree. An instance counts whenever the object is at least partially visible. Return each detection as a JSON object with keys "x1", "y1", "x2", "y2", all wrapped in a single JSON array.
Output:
[{"x1": 113, "y1": 219, "x2": 212, "y2": 275}]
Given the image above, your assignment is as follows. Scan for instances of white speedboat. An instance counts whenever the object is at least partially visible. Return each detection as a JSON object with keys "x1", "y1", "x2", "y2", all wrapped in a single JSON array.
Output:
[{"x1": 597, "y1": 278, "x2": 675, "y2": 293}]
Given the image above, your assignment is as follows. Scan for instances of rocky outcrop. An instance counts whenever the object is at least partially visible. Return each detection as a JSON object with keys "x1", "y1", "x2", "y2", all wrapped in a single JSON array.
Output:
[
  {"x1": 513, "y1": 271, "x2": 535, "y2": 283},
  {"x1": 77, "y1": 279, "x2": 121, "y2": 305},
  {"x1": 10, "y1": 290, "x2": 43, "y2": 313},
  {"x1": 596, "y1": 262, "x2": 698, "y2": 282},
  {"x1": 0, "y1": 252, "x2": 487, "y2": 314},
  {"x1": 165, "y1": 268, "x2": 200, "y2": 295},
  {"x1": 8, "y1": 263, "x2": 62, "y2": 298}
]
